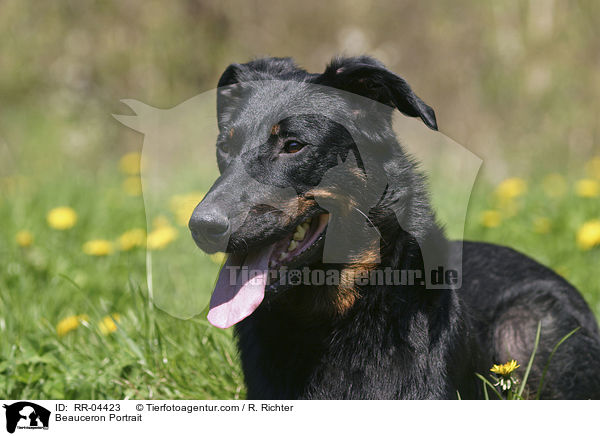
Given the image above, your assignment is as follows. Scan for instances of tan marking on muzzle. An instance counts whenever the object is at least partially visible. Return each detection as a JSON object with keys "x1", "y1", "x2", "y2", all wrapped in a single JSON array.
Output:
[
  {"x1": 306, "y1": 188, "x2": 358, "y2": 216},
  {"x1": 272, "y1": 195, "x2": 319, "y2": 226}
]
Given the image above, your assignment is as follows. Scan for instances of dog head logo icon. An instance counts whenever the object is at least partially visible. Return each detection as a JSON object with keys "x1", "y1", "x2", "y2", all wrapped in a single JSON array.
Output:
[{"x1": 3, "y1": 402, "x2": 50, "y2": 433}]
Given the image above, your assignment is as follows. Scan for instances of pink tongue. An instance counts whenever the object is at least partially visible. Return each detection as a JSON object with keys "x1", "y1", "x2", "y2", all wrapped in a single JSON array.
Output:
[{"x1": 207, "y1": 245, "x2": 274, "y2": 329}]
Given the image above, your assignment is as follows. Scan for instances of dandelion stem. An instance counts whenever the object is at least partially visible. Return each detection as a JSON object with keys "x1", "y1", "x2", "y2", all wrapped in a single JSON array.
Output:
[{"x1": 517, "y1": 321, "x2": 542, "y2": 398}]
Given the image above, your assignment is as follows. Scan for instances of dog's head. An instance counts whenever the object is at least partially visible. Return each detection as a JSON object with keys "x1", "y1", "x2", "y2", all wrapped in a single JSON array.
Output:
[{"x1": 189, "y1": 56, "x2": 437, "y2": 328}]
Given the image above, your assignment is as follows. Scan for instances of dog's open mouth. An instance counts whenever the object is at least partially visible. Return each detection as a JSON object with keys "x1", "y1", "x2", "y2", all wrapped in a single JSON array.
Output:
[
  {"x1": 207, "y1": 213, "x2": 329, "y2": 329},
  {"x1": 267, "y1": 213, "x2": 329, "y2": 270}
]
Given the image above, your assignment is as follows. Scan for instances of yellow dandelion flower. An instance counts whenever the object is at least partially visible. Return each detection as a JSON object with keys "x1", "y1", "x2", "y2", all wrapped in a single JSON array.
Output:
[
  {"x1": 98, "y1": 314, "x2": 120, "y2": 335},
  {"x1": 481, "y1": 210, "x2": 502, "y2": 228},
  {"x1": 122, "y1": 176, "x2": 142, "y2": 196},
  {"x1": 57, "y1": 314, "x2": 88, "y2": 337},
  {"x1": 15, "y1": 230, "x2": 33, "y2": 247},
  {"x1": 497, "y1": 198, "x2": 519, "y2": 218},
  {"x1": 119, "y1": 152, "x2": 142, "y2": 175},
  {"x1": 152, "y1": 215, "x2": 172, "y2": 229},
  {"x1": 209, "y1": 252, "x2": 227, "y2": 265},
  {"x1": 146, "y1": 226, "x2": 178, "y2": 250},
  {"x1": 490, "y1": 359, "x2": 520, "y2": 376},
  {"x1": 575, "y1": 179, "x2": 599, "y2": 198},
  {"x1": 577, "y1": 220, "x2": 600, "y2": 250},
  {"x1": 83, "y1": 239, "x2": 114, "y2": 256},
  {"x1": 118, "y1": 228, "x2": 146, "y2": 251},
  {"x1": 585, "y1": 157, "x2": 600, "y2": 180},
  {"x1": 533, "y1": 217, "x2": 551, "y2": 234},
  {"x1": 169, "y1": 192, "x2": 205, "y2": 226},
  {"x1": 496, "y1": 178, "x2": 527, "y2": 200},
  {"x1": 47, "y1": 207, "x2": 78, "y2": 230},
  {"x1": 542, "y1": 173, "x2": 567, "y2": 198}
]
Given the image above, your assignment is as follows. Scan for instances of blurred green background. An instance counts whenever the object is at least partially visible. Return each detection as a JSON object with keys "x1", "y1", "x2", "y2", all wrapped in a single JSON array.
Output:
[{"x1": 0, "y1": 0, "x2": 599, "y2": 399}]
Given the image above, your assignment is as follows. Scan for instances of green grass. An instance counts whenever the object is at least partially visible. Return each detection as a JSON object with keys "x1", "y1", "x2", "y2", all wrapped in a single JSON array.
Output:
[
  {"x1": 0, "y1": 168, "x2": 246, "y2": 399},
  {"x1": 1, "y1": 126, "x2": 599, "y2": 399}
]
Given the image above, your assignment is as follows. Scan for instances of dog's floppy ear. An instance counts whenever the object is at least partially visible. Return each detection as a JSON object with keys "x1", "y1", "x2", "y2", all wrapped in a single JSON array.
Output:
[{"x1": 316, "y1": 57, "x2": 438, "y2": 130}]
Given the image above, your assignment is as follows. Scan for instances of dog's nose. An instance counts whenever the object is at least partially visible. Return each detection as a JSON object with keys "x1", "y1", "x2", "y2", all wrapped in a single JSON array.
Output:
[{"x1": 189, "y1": 209, "x2": 230, "y2": 251}]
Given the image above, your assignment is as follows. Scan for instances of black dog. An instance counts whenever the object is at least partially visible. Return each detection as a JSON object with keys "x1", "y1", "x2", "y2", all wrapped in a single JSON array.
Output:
[{"x1": 189, "y1": 56, "x2": 600, "y2": 399}]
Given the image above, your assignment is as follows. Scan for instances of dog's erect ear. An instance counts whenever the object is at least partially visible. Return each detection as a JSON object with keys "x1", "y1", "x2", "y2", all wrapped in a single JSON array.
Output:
[
  {"x1": 216, "y1": 63, "x2": 243, "y2": 131},
  {"x1": 316, "y1": 57, "x2": 438, "y2": 130},
  {"x1": 217, "y1": 63, "x2": 243, "y2": 89},
  {"x1": 216, "y1": 58, "x2": 301, "y2": 130}
]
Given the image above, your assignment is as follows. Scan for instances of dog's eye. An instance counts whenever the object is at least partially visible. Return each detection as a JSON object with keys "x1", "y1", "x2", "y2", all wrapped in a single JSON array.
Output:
[
  {"x1": 219, "y1": 142, "x2": 230, "y2": 154},
  {"x1": 282, "y1": 140, "x2": 305, "y2": 154}
]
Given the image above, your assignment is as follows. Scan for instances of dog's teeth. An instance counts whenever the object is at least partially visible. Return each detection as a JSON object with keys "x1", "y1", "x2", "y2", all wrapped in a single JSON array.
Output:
[
  {"x1": 288, "y1": 240, "x2": 298, "y2": 252},
  {"x1": 293, "y1": 225, "x2": 306, "y2": 241},
  {"x1": 301, "y1": 222, "x2": 310, "y2": 230}
]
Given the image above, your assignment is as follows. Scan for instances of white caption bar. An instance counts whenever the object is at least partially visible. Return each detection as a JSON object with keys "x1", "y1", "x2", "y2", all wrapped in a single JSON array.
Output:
[{"x1": 0, "y1": 400, "x2": 592, "y2": 435}]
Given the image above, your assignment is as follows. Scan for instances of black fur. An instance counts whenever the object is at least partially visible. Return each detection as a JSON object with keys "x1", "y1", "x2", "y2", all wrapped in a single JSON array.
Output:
[{"x1": 190, "y1": 56, "x2": 600, "y2": 399}]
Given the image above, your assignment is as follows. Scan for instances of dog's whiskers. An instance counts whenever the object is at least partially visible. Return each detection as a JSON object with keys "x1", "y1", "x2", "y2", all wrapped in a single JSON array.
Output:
[{"x1": 352, "y1": 206, "x2": 385, "y2": 244}]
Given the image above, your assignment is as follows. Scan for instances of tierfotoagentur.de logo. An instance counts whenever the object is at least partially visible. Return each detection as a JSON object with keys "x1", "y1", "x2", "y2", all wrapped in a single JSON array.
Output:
[{"x1": 2, "y1": 402, "x2": 50, "y2": 434}]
